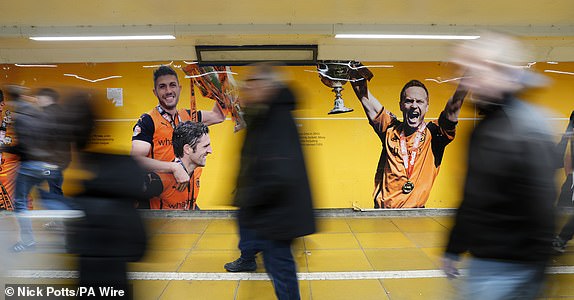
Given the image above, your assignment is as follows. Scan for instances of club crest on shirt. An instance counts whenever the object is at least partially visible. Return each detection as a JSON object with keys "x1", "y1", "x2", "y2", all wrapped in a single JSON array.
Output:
[{"x1": 133, "y1": 125, "x2": 141, "y2": 137}]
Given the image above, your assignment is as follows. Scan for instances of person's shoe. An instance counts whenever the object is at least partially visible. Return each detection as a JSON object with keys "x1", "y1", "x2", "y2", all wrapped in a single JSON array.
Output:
[
  {"x1": 552, "y1": 236, "x2": 567, "y2": 254},
  {"x1": 10, "y1": 241, "x2": 36, "y2": 253},
  {"x1": 224, "y1": 257, "x2": 257, "y2": 272}
]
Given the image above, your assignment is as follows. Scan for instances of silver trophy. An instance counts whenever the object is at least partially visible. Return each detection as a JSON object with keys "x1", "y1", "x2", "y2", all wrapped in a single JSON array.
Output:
[{"x1": 317, "y1": 61, "x2": 354, "y2": 114}]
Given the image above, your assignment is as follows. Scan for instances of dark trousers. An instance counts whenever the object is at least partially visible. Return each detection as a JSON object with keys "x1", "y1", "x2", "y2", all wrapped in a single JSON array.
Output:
[
  {"x1": 559, "y1": 215, "x2": 574, "y2": 242},
  {"x1": 241, "y1": 227, "x2": 300, "y2": 300},
  {"x1": 557, "y1": 174, "x2": 574, "y2": 241},
  {"x1": 238, "y1": 223, "x2": 260, "y2": 260},
  {"x1": 556, "y1": 174, "x2": 573, "y2": 207},
  {"x1": 78, "y1": 257, "x2": 130, "y2": 299}
]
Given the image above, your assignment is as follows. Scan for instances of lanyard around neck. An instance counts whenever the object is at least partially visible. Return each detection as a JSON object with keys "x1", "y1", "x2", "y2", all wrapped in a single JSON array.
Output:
[{"x1": 157, "y1": 105, "x2": 181, "y2": 129}]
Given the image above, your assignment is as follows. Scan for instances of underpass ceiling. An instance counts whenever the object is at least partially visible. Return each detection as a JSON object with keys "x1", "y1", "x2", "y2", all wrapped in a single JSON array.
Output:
[{"x1": 0, "y1": 0, "x2": 573, "y2": 62}]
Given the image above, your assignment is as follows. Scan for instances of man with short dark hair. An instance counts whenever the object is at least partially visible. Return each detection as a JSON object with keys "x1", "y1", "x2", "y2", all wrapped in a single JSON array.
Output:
[
  {"x1": 350, "y1": 70, "x2": 467, "y2": 208},
  {"x1": 144, "y1": 121, "x2": 212, "y2": 210},
  {"x1": 131, "y1": 65, "x2": 225, "y2": 209}
]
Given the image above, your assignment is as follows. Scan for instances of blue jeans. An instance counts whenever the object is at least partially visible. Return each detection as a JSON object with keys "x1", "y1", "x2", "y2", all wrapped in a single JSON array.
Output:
[
  {"x1": 13, "y1": 161, "x2": 71, "y2": 244},
  {"x1": 240, "y1": 227, "x2": 299, "y2": 300},
  {"x1": 238, "y1": 223, "x2": 261, "y2": 261},
  {"x1": 460, "y1": 257, "x2": 547, "y2": 300}
]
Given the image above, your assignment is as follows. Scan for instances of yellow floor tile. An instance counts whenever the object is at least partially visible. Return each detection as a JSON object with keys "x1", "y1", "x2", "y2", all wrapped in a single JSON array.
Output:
[
  {"x1": 133, "y1": 280, "x2": 170, "y2": 300},
  {"x1": 420, "y1": 247, "x2": 447, "y2": 268},
  {"x1": 236, "y1": 280, "x2": 311, "y2": 300},
  {"x1": 158, "y1": 219, "x2": 210, "y2": 234},
  {"x1": 194, "y1": 234, "x2": 239, "y2": 251},
  {"x1": 364, "y1": 248, "x2": 436, "y2": 271},
  {"x1": 432, "y1": 216, "x2": 454, "y2": 229},
  {"x1": 315, "y1": 218, "x2": 351, "y2": 233},
  {"x1": 292, "y1": 237, "x2": 305, "y2": 250},
  {"x1": 161, "y1": 281, "x2": 238, "y2": 300},
  {"x1": 129, "y1": 249, "x2": 190, "y2": 272},
  {"x1": 148, "y1": 233, "x2": 201, "y2": 251},
  {"x1": 236, "y1": 280, "x2": 277, "y2": 300},
  {"x1": 404, "y1": 232, "x2": 448, "y2": 248},
  {"x1": 381, "y1": 277, "x2": 457, "y2": 300},
  {"x1": 355, "y1": 232, "x2": 417, "y2": 249},
  {"x1": 306, "y1": 249, "x2": 373, "y2": 272},
  {"x1": 345, "y1": 218, "x2": 400, "y2": 233},
  {"x1": 391, "y1": 218, "x2": 447, "y2": 233},
  {"x1": 292, "y1": 249, "x2": 310, "y2": 273},
  {"x1": 10, "y1": 215, "x2": 574, "y2": 299},
  {"x1": 310, "y1": 280, "x2": 389, "y2": 300},
  {"x1": 304, "y1": 233, "x2": 360, "y2": 250},
  {"x1": 543, "y1": 274, "x2": 574, "y2": 298},
  {"x1": 178, "y1": 250, "x2": 248, "y2": 273},
  {"x1": 203, "y1": 219, "x2": 238, "y2": 234},
  {"x1": 144, "y1": 218, "x2": 172, "y2": 235}
]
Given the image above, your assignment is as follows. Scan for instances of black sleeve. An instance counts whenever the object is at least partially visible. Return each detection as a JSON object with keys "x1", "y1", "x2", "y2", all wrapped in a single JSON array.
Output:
[
  {"x1": 143, "y1": 172, "x2": 164, "y2": 199},
  {"x1": 428, "y1": 111, "x2": 459, "y2": 167},
  {"x1": 132, "y1": 113, "x2": 154, "y2": 144},
  {"x1": 438, "y1": 111, "x2": 458, "y2": 131}
]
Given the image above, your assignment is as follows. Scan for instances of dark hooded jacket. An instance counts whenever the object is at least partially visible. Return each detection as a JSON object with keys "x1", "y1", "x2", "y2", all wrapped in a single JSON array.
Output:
[{"x1": 235, "y1": 86, "x2": 316, "y2": 240}]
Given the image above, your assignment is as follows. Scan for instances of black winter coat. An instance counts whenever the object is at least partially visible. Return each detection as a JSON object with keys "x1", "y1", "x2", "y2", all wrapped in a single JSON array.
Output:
[
  {"x1": 446, "y1": 97, "x2": 556, "y2": 262},
  {"x1": 235, "y1": 86, "x2": 316, "y2": 240},
  {"x1": 68, "y1": 153, "x2": 147, "y2": 261}
]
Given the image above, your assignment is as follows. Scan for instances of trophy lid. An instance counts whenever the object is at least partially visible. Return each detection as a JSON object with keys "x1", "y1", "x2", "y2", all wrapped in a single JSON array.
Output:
[{"x1": 317, "y1": 61, "x2": 351, "y2": 82}]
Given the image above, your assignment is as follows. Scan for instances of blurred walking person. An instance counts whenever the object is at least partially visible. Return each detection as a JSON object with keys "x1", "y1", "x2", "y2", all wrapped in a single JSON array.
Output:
[
  {"x1": 63, "y1": 91, "x2": 147, "y2": 299},
  {"x1": 443, "y1": 32, "x2": 557, "y2": 300},
  {"x1": 231, "y1": 64, "x2": 315, "y2": 300},
  {"x1": 552, "y1": 111, "x2": 574, "y2": 252},
  {"x1": 3, "y1": 86, "x2": 71, "y2": 252}
]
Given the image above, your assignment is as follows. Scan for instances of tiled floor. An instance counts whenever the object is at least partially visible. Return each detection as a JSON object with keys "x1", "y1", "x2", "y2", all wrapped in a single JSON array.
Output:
[{"x1": 2, "y1": 215, "x2": 574, "y2": 299}]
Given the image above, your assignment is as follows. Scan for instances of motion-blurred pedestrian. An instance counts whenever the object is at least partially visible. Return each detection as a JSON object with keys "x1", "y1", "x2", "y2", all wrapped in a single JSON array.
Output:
[
  {"x1": 443, "y1": 32, "x2": 556, "y2": 300},
  {"x1": 229, "y1": 64, "x2": 315, "y2": 300}
]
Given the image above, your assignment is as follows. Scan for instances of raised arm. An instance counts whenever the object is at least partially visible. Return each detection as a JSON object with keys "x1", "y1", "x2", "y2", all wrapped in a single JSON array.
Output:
[
  {"x1": 443, "y1": 80, "x2": 469, "y2": 122},
  {"x1": 350, "y1": 79, "x2": 383, "y2": 122},
  {"x1": 200, "y1": 102, "x2": 226, "y2": 126}
]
